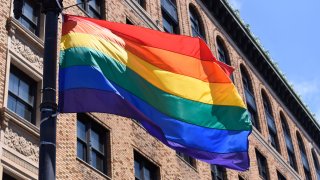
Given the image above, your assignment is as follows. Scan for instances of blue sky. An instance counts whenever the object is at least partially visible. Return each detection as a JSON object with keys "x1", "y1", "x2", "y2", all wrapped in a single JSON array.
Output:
[{"x1": 227, "y1": 0, "x2": 320, "y2": 123}]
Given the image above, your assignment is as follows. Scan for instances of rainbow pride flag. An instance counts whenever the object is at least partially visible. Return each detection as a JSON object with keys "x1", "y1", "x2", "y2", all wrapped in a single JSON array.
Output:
[{"x1": 59, "y1": 15, "x2": 252, "y2": 171}]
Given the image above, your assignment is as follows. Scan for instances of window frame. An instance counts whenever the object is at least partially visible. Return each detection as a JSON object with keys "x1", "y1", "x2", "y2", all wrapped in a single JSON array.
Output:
[
  {"x1": 211, "y1": 165, "x2": 227, "y2": 180},
  {"x1": 256, "y1": 150, "x2": 269, "y2": 180},
  {"x1": 134, "y1": 151, "x2": 160, "y2": 180},
  {"x1": 161, "y1": 0, "x2": 179, "y2": 34},
  {"x1": 17, "y1": 0, "x2": 41, "y2": 36},
  {"x1": 280, "y1": 114, "x2": 297, "y2": 171},
  {"x1": 78, "y1": 0, "x2": 103, "y2": 19},
  {"x1": 189, "y1": 5, "x2": 205, "y2": 40},
  {"x1": 276, "y1": 171, "x2": 286, "y2": 180},
  {"x1": 311, "y1": 149, "x2": 320, "y2": 180},
  {"x1": 8, "y1": 65, "x2": 37, "y2": 124},
  {"x1": 216, "y1": 38, "x2": 230, "y2": 65},
  {"x1": 240, "y1": 66, "x2": 260, "y2": 131},
  {"x1": 297, "y1": 133, "x2": 311, "y2": 179},
  {"x1": 262, "y1": 92, "x2": 280, "y2": 153},
  {"x1": 76, "y1": 113, "x2": 109, "y2": 175},
  {"x1": 176, "y1": 151, "x2": 196, "y2": 167},
  {"x1": 134, "y1": 0, "x2": 146, "y2": 9}
]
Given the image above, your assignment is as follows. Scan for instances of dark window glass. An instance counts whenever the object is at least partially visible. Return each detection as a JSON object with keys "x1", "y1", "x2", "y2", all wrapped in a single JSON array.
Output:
[
  {"x1": 134, "y1": 151, "x2": 159, "y2": 180},
  {"x1": 211, "y1": 165, "x2": 226, "y2": 180},
  {"x1": 304, "y1": 167, "x2": 312, "y2": 180},
  {"x1": 16, "y1": 0, "x2": 40, "y2": 36},
  {"x1": 311, "y1": 150, "x2": 320, "y2": 180},
  {"x1": 135, "y1": 0, "x2": 146, "y2": 9},
  {"x1": 241, "y1": 66, "x2": 259, "y2": 131},
  {"x1": 277, "y1": 171, "x2": 286, "y2": 180},
  {"x1": 217, "y1": 38, "x2": 229, "y2": 64},
  {"x1": 78, "y1": 0, "x2": 102, "y2": 19},
  {"x1": 161, "y1": 0, "x2": 179, "y2": 34},
  {"x1": 297, "y1": 133, "x2": 311, "y2": 180},
  {"x1": 189, "y1": 5, "x2": 205, "y2": 40},
  {"x1": 126, "y1": 18, "x2": 134, "y2": 25},
  {"x1": 76, "y1": 114, "x2": 108, "y2": 174},
  {"x1": 280, "y1": 115, "x2": 297, "y2": 171},
  {"x1": 2, "y1": 173, "x2": 17, "y2": 180},
  {"x1": 262, "y1": 92, "x2": 280, "y2": 152},
  {"x1": 176, "y1": 151, "x2": 196, "y2": 167},
  {"x1": 256, "y1": 150, "x2": 269, "y2": 180},
  {"x1": 8, "y1": 66, "x2": 36, "y2": 124},
  {"x1": 287, "y1": 149, "x2": 297, "y2": 171},
  {"x1": 238, "y1": 176, "x2": 245, "y2": 180}
]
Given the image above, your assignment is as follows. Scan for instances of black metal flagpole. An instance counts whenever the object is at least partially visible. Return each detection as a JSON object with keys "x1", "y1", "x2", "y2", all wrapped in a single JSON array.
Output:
[{"x1": 39, "y1": 0, "x2": 62, "y2": 179}]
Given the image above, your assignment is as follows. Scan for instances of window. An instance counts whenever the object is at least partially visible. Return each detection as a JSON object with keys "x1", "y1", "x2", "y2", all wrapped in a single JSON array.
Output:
[
  {"x1": 217, "y1": 38, "x2": 229, "y2": 65},
  {"x1": 134, "y1": 0, "x2": 146, "y2": 9},
  {"x1": 262, "y1": 92, "x2": 280, "y2": 152},
  {"x1": 2, "y1": 172, "x2": 17, "y2": 180},
  {"x1": 240, "y1": 66, "x2": 259, "y2": 131},
  {"x1": 217, "y1": 37, "x2": 233, "y2": 81},
  {"x1": 211, "y1": 165, "x2": 226, "y2": 180},
  {"x1": 312, "y1": 149, "x2": 320, "y2": 180},
  {"x1": 189, "y1": 5, "x2": 205, "y2": 40},
  {"x1": 8, "y1": 66, "x2": 36, "y2": 124},
  {"x1": 161, "y1": 0, "x2": 179, "y2": 34},
  {"x1": 176, "y1": 151, "x2": 196, "y2": 167},
  {"x1": 280, "y1": 114, "x2": 297, "y2": 171},
  {"x1": 238, "y1": 176, "x2": 245, "y2": 180},
  {"x1": 256, "y1": 150, "x2": 269, "y2": 180},
  {"x1": 15, "y1": 0, "x2": 40, "y2": 36},
  {"x1": 77, "y1": 114, "x2": 109, "y2": 174},
  {"x1": 134, "y1": 151, "x2": 159, "y2": 180},
  {"x1": 18, "y1": 0, "x2": 40, "y2": 36},
  {"x1": 126, "y1": 18, "x2": 134, "y2": 25},
  {"x1": 304, "y1": 167, "x2": 312, "y2": 180},
  {"x1": 277, "y1": 171, "x2": 286, "y2": 180},
  {"x1": 297, "y1": 133, "x2": 311, "y2": 180},
  {"x1": 78, "y1": 0, "x2": 103, "y2": 19}
]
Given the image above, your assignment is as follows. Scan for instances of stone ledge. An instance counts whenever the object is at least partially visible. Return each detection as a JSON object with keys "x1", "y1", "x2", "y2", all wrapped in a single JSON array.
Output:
[
  {"x1": 76, "y1": 157, "x2": 112, "y2": 180},
  {"x1": 1, "y1": 107, "x2": 39, "y2": 137},
  {"x1": 252, "y1": 128, "x2": 301, "y2": 179}
]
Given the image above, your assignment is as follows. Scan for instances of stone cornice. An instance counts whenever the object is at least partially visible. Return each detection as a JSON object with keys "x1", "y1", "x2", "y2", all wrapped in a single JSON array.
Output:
[
  {"x1": 252, "y1": 129, "x2": 301, "y2": 179},
  {"x1": 199, "y1": 0, "x2": 320, "y2": 146},
  {"x1": 6, "y1": 17, "x2": 44, "y2": 49},
  {"x1": 1, "y1": 107, "x2": 40, "y2": 137}
]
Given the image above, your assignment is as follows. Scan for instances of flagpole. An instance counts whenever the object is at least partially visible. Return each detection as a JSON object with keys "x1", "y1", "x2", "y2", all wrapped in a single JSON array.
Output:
[{"x1": 39, "y1": 0, "x2": 62, "y2": 179}]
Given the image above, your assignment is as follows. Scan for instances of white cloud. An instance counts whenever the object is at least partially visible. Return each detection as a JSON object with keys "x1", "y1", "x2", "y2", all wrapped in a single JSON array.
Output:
[
  {"x1": 292, "y1": 80, "x2": 320, "y2": 124},
  {"x1": 228, "y1": 0, "x2": 242, "y2": 10},
  {"x1": 293, "y1": 80, "x2": 319, "y2": 97}
]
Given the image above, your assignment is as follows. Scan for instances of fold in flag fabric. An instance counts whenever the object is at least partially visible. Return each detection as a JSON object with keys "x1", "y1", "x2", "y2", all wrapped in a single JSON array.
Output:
[{"x1": 59, "y1": 14, "x2": 252, "y2": 171}]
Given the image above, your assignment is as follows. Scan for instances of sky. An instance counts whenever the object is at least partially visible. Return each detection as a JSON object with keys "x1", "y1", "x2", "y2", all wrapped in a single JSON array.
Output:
[{"x1": 226, "y1": 0, "x2": 320, "y2": 124}]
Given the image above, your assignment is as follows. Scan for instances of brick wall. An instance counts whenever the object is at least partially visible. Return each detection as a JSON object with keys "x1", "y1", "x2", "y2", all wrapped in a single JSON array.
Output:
[{"x1": 0, "y1": 0, "x2": 319, "y2": 180}]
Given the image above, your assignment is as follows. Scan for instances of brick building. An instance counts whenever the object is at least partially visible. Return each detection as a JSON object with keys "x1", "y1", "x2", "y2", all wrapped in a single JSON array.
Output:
[{"x1": 0, "y1": 0, "x2": 319, "y2": 179}]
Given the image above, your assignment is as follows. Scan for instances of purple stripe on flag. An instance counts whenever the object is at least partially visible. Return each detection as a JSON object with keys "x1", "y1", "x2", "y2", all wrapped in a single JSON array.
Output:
[{"x1": 59, "y1": 88, "x2": 250, "y2": 170}]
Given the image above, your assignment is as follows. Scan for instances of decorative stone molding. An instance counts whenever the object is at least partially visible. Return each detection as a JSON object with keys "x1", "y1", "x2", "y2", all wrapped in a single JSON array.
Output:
[
  {"x1": 11, "y1": 36, "x2": 43, "y2": 69},
  {"x1": 0, "y1": 108, "x2": 9, "y2": 129},
  {"x1": 2, "y1": 149, "x2": 38, "y2": 175},
  {"x1": 0, "y1": 107, "x2": 39, "y2": 136},
  {"x1": 3, "y1": 128, "x2": 39, "y2": 162}
]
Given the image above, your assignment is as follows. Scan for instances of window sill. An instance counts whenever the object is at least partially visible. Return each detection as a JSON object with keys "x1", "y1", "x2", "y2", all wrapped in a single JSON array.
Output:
[
  {"x1": 76, "y1": 157, "x2": 111, "y2": 180},
  {"x1": 1, "y1": 107, "x2": 39, "y2": 137},
  {"x1": 6, "y1": 17, "x2": 44, "y2": 48}
]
